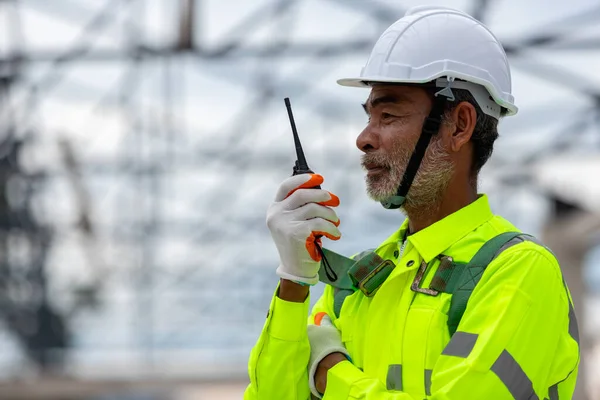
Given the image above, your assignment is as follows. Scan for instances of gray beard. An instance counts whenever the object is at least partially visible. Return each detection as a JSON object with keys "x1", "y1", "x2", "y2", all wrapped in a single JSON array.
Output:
[{"x1": 364, "y1": 138, "x2": 454, "y2": 218}]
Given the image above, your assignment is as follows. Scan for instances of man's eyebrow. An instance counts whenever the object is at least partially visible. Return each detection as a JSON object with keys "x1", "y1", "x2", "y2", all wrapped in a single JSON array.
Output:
[{"x1": 361, "y1": 94, "x2": 412, "y2": 114}]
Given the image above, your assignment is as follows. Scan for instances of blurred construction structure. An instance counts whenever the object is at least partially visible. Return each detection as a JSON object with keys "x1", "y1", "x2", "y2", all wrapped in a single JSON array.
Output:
[{"x1": 0, "y1": 0, "x2": 600, "y2": 398}]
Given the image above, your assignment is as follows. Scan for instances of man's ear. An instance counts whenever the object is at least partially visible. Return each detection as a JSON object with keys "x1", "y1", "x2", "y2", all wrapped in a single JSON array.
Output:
[{"x1": 447, "y1": 101, "x2": 477, "y2": 152}]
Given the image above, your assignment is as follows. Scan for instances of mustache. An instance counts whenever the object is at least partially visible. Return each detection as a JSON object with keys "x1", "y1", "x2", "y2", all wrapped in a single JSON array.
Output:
[{"x1": 360, "y1": 153, "x2": 391, "y2": 170}]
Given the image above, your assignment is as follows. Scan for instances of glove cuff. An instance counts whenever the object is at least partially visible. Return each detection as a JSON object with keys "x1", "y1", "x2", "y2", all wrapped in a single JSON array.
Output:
[
  {"x1": 276, "y1": 265, "x2": 319, "y2": 286},
  {"x1": 308, "y1": 346, "x2": 351, "y2": 399},
  {"x1": 307, "y1": 321, "x2": 351, "y2": 399}
]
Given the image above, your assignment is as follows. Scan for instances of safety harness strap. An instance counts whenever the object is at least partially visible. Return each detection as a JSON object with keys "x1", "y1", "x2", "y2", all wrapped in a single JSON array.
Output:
[
  {"x1": 319, "y1": 248, "x2": 383, "y2": 318},
  {"x1": 318, "y1": 248, "x2": 358, "y2": 291},
  {"x1": 320, "y1": 232, "x2": 534, "y2": 328},
  {"x1": 437, "y1": 232, "x2": 524, "y2": 335}
]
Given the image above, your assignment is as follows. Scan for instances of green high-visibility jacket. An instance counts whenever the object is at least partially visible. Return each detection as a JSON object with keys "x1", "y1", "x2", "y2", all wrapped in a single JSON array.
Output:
[{"x1": 244, "y1": 195, "x2": 580, "y2": 399}]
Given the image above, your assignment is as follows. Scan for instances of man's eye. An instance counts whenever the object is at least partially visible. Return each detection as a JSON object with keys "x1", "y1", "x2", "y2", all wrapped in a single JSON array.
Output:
[{"x1": 382, "y1": 113, "x2": 395, "y2": 119}]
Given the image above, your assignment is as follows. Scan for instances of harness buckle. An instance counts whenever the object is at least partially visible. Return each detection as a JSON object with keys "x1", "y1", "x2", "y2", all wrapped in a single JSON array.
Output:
[
  {"x1": 348, "y1": 251, "x2": 395, "y2": 297},
  {"x1": 410, "y1": 258, "x2": 448, "y2": 297},
  {"x1": 357, "y1": 259, "x2": 395, "y2": 297}
]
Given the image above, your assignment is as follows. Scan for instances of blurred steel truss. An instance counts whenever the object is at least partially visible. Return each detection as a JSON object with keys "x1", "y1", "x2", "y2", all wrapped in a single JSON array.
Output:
[{"x1": 0, "y1": 0, "x2": 599, "y2": 380}]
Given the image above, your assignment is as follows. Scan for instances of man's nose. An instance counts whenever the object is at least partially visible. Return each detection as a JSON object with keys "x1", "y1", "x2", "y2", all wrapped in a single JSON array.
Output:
[{"x1": 356, "y1": 125, "x2": 380, "y2": 153}]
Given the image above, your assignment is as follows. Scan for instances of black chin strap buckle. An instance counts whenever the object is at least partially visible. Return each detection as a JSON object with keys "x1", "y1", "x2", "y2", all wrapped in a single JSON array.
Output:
[{"x1": 381, "y1": 195, "x2": 405, "y2": 210}]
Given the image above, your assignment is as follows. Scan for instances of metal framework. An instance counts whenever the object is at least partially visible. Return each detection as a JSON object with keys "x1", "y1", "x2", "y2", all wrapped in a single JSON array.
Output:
[{"x1": 0, "y1": 0, "x2": 599, "y2": 382}]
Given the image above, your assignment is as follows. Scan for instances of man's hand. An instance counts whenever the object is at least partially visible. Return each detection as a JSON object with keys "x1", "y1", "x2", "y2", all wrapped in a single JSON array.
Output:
[
  {"x1": 266, "y1": 174, "x2": 341, "y2": 290},
  {"x1": 307, "y1": 313, "x2": 351, "y2": 398},
  {"x1": 315, "y1": 352, "x2": 348, "y2": 394}
]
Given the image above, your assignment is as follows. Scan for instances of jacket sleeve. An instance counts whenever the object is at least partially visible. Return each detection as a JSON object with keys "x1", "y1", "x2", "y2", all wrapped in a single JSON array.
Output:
[
  {"x1": 244, "y1": 284, "x2": 337, "y2": 400},
  {"x1": 319, "y1": 243, "x2": 579, "y2": 400}
]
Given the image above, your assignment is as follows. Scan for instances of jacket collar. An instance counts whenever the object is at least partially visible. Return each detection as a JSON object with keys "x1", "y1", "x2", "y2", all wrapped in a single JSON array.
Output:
[{"x1": 396, "y1": 194, "x2": 494, "y2": 263}]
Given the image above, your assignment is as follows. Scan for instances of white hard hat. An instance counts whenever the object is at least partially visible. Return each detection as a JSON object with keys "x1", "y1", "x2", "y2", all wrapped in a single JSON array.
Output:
[{"x1": 337, "y1": 6, "x2": 517, "y2": 118}]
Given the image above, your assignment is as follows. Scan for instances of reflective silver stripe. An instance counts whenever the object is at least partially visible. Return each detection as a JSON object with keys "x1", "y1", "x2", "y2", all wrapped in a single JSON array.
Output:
[
  {"x1": 441, "y1": 331, "x2": 478, "y2": 358},
  {"x1": 568, "y1": 301, "x2": 579, "y2": 344},
  {"x1": 560, "y1": 274, "x2": 580, "y2": 346},
  {"x1": 386, "y1": 364, "x2": 402, "y2": 391},
  {"x1": 491, "y1": 350, "x2": 538, "y2": 400},
  {"x1": 424, "y1": 369, "x2": 432, "y2": 396},
  {"x1": 549, "y1": 383, "x2": 559, "y2": 400}
]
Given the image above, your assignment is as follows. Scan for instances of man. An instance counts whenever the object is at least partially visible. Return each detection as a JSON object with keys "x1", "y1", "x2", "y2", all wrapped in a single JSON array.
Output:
[{"x1": 244, "y1": 6, "x2": 580, "y2": 400}]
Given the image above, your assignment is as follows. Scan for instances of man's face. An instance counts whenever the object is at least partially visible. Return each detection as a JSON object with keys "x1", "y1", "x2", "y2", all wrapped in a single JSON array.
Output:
[{"x1": 357, "y1": 84, "x2": 455, "y2": 211}]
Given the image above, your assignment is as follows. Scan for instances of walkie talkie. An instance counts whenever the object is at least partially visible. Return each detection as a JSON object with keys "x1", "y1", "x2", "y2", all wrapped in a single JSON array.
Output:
[
  {"x1": 284, "y1": 97, "x2": 321, "y2": 189},
  {"x1": 284, "y1": 97, "x2": 338, "y2": 283}
]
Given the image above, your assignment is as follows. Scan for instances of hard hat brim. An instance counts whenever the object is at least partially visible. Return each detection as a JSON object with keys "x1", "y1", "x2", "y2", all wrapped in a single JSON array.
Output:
[{"x1": 336, "y1": 78, "x2": 372, "y2": 88}]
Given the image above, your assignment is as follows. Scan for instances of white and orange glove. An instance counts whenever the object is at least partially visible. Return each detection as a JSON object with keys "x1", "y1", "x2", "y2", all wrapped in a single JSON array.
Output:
[
  {"x1": 307, "y1": 313, "x2": 351, "y2": 398},
  {"x1": 266, "y1": 173, "x2": 341, "y2": 285}
]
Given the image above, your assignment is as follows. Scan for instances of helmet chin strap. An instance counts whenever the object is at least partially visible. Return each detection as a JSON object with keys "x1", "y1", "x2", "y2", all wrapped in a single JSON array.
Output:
[{"x1": 380, "y1": 86, "x2": 452, "y2": 210}]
